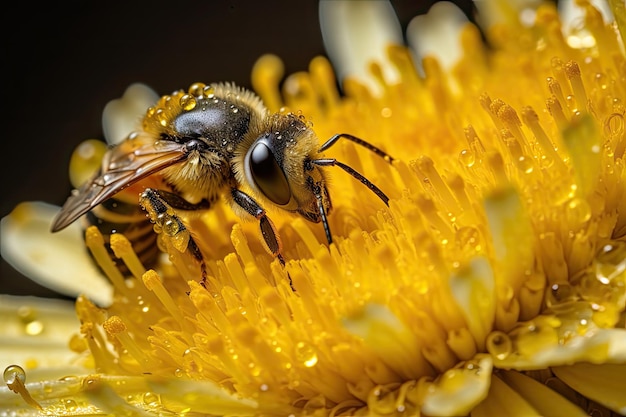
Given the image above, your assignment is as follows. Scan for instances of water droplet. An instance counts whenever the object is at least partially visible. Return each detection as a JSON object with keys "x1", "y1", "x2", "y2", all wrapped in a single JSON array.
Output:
[
  {"x1": 25, "y1": 320, "x2": 43, "y2": 336},
  {"x1": 295, "y1": 342, "x2": 318, "y2": 367},
  {"x1": 174, "y1": 368, "x2": 184, "y2": 378},
  {"x1": 260, "y1": 383, "x2": 269, "y2": 391},
  {"x1": 155, "y1": 109, "x2": 168, "y2": 127},
  {"x1": 458, "y1": 149, "x2": 475, "y2": 167},
  {"x1": 17, "y1": 306, "x2": 37, "y2": 323},
  {"x1": 248, "y1": 362, "x2": 261, "y2": 377},
  {"x1": 594, "y1": 241, "x2": 626, "y2": 284},
  {"x1": 594, "y1": 72, "x2": 607, "y2": 90},
  {"x1": 163, "y1": 218, "x2": 179, "y2": 236},
  {"x1": 3, "y1": 365, "x2": 26, "y2": 386},
  {"x1": 203, "y1": 85, "x2": 215, "y2": 97},
  {"x1": 64, "y1": 399, "x2": 78, "y2": 411},
  {"x1": 565, "y1": 95, "x2": 578, "y2": 113},
  {"x1": 546, "y1": 282, "x2": 578, "y2": 308},
  {"x1": 179, "y1": 94, "x2": 197, "y2": 111},
  {"x1": 566, "y1": 197, "x2": 591, "y2": 224},
  {"x1": 143, "y1": 391, "x2": 160, "y2": 406},
  {"x1": 188, "y1": 83, "x2": 205, "y2": 97},
  {"x1": 486, "y1": 331, "x2": 512, "y2": 360},
  {"x1": 517, "y1": 156, "x2": 533, "y2": 174}
]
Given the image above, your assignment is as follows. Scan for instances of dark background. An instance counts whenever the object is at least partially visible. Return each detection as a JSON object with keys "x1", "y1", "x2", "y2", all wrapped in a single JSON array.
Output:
[{"x1": 2, "y1": 1, "x2": 475, "y2": 298}]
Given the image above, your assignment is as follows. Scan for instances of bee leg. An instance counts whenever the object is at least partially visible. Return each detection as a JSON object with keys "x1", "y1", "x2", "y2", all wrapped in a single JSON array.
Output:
[
  {"x1": 139, "y1": 188, "x2": 207, "y2": 283},
  {"x1": 231, "y1": 189, "x2": 295, "y2": 291},
  {"x1": 149, "y1": 189, "x2": 212, "y2": 211}
]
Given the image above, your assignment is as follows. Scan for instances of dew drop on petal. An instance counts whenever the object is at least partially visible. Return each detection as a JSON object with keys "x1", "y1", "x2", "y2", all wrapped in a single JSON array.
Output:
[
  {"x1": 25, "y1": 320, "x2": 44, "y2": 336},
  {"x1": 143, "y1": 391, "x2": 160, "y2": 406},
  {"x1": 594, "y1": 241, "x2": 626, "y2": 284},
  {"x1": 3, "y1": 365, "x2": 26, "y2": 386},
  {"x1": 566, "y1": 197, "x2": 591, "y2": 225},
  {"x1": 63, "y1": 399, "x2": 78, "y2": 412},
  {"x1": 458, "y1": 149, "x2": 475, "y2": 167},
  {"x1": 295, "y1": 342, "x2": 318, "y2": 367},
  {"x1": 16, "y1": 306, "x2": 37, "y2": 323},
  {"x1": 249, "y1": 362, "x2": 261, "y2": 377},
  {"x1": 486, "y1": 331, "x2": 512, "y2": 360},
  {"x1": 546, "y1": 282, "x2": 578, "y2": 308}
]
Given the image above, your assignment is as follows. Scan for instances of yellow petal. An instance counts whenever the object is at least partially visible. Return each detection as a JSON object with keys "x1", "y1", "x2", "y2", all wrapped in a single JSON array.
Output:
[
  {"x1": 471, "y1": 374, "x2": 541, "y2": 417},
  {"x1": 421, "y1": 355, "x2": 493, "y2": 416},
  {"x1": 552, "y1": 363, "x2": 626, "y2": 415},
  {"x1": 498, "y1": 370, "x2": 588, "y2": 417}
]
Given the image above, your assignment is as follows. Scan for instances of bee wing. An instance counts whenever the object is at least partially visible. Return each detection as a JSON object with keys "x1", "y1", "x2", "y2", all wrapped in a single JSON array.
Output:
[{"x1": 51, "y1": 139, "x2": 187, "y2": 232}]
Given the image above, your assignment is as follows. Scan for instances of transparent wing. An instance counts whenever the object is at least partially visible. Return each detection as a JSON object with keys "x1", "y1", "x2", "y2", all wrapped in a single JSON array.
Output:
[{"x1": 51, "y1": 138, "x2": 187, "y2": 232}]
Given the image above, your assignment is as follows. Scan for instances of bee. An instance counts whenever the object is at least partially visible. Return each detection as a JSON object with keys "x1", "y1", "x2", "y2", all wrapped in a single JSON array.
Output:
[{"x1": 51, "y1": 82, "x2": 394, "y2": 284}]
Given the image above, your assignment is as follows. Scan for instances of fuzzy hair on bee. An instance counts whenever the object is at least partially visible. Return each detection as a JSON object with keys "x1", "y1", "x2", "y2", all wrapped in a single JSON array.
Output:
[{"x1": 51, "y1": 82, "x2": 395, "y2": 286}]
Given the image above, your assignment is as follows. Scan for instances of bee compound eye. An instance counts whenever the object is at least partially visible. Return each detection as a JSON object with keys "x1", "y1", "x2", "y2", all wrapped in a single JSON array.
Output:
[{"x1": 249, "y1": 142, "x2": 291, "y2": 206}]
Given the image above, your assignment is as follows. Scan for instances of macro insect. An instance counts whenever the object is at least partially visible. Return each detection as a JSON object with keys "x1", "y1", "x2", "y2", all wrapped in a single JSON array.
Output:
[{"x1": 51, "y1": 82, "x2": 394, "y2": 282}]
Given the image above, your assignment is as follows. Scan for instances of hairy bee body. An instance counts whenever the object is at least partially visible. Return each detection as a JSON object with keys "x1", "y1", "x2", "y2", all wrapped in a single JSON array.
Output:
[
  {"x1": 53, "y1": 82, "x2": 393, "y2": 280},
  {"x1": 87, "y1": 194, "x2": 158, "y2": 271}
]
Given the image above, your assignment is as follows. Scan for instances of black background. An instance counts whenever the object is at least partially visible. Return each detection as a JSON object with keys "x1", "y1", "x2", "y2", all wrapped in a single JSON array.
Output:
[{"x1": 2, "y1": 1, "x2": 475, "y2": 298}]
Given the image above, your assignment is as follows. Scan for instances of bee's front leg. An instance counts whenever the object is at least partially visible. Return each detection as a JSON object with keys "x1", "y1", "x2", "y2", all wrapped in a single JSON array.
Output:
[
  {"x1": 230, "y1": 188, "x2": 294, "y2": 290},
  {"x1": 139, "y1": 188, "x2": 207, "y2": 283}
]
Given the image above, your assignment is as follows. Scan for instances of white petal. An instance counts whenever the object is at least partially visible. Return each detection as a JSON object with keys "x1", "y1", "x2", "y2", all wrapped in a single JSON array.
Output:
[
  {"x1": 319, "y1": 0, "x2": 403, "y2": 94},
  {"x1": 406, "y1": 1, "x2": 469, "y2": 75},
  {"x1": 558, "y1": 0, "x2": 614, "y2": 28},
  {"x1": 558, "y1": 0, "x2": 616, "y2": 50},
  {"x1": 0, "y1": 295, "x2": 87, "y2": 377},
  {"x1": 0, "y1": 371, "x2": 100, "y2": 416},
  {"x1": 102, "y1": 83, "x2": 159, "y2": 145},
  {"x1": 1, "y1": 202, "x2": 112, "y2": 306},
  {"x1": 473, "y1": 0, "x2": 544, "y2": 29}
]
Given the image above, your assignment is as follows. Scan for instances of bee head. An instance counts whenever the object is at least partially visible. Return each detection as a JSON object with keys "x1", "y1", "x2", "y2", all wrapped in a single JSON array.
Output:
[
  {"x1": 241, "y1": 113, "x2": 331, "y2": 219},
  {"x1": 240, "y1": 113, "x2": 391, "y2": 246}
]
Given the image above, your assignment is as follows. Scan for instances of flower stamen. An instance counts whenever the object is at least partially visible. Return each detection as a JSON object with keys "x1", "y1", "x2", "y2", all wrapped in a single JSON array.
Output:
[{"x1": 3, "y1": 365, "x2": 42, "y2": 411}]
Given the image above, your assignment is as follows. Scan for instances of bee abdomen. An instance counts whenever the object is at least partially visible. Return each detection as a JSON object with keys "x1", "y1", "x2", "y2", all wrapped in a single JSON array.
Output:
[{"x1": 85, "y1": 197, "x2": 158, "y2": 274}]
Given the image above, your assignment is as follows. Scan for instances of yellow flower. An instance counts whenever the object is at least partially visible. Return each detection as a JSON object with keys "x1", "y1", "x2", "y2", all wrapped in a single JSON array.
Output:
[{"x1": 2, "y1": 1, "x2": 626, "y2": 416}]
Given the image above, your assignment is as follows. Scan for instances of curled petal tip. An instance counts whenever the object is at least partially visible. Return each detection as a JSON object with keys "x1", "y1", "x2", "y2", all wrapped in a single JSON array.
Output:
[
  {"x1": 407, "y1": 1, "x2": 469, "y2": 74},
  {"x1": 102, "y1": 83, "x2": 159, "y2": 145},
  {"x1": 319, "y1": 0, "x2": 403, "y2": 94},
  {"x1": 1, "y1": 202, "x2": 112, "y2": 306}
]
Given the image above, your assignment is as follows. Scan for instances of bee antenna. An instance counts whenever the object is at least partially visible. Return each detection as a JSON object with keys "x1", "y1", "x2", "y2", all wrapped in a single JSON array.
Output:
[
  {"x1": 311, "y1": 158, "x2": 389, "y2": 206},
  {"x1": 318, "y1": 133, "x2": 395, "y2": 165}
]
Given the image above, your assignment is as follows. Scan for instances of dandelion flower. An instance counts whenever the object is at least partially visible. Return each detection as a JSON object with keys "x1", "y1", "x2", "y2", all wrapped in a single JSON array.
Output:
[{"x1": 2, "y1": 1, "x2": 626, "y2": 416}]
